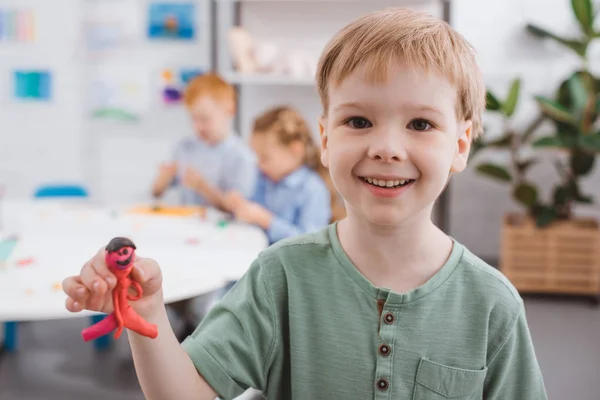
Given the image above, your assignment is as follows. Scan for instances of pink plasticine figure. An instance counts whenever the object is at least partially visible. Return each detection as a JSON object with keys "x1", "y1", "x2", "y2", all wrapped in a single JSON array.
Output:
[{"x1": 81, "y1": 237, "x2": 158, "y2": 342}]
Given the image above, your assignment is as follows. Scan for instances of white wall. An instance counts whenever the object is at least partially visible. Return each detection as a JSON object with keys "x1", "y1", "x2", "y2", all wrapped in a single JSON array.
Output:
[{"x1": 2, "y1": 0, "x2": 599, "y2": 260}]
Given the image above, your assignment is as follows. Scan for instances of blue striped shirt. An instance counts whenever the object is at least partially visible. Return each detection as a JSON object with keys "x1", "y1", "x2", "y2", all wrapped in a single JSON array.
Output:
[{"x1": 251, "y1": 166, "x2": 331, "y2": 244}]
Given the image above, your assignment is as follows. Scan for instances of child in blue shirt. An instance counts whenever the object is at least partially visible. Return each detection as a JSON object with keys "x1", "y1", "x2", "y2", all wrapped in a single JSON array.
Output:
[
  {"x1": 224, "y1": 106, "x2": 338, "y2": 244},
  {"x1": 151, "y1": 72, "x2": 256, "y2": 209}
]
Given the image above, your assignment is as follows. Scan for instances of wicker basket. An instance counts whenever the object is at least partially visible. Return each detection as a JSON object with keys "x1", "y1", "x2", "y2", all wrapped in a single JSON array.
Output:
[{"x1": 500, "y1": 213, "x2": 600, "y2": 296}]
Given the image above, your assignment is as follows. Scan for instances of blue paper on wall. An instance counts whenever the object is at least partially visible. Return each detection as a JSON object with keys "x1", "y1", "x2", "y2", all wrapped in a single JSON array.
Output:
[
  {"x1": 147, "y1": 3, "x2": 195, "y2": 40},
  {"x1": 14, "y1": 70, "x2": 52, "y2": 100}
]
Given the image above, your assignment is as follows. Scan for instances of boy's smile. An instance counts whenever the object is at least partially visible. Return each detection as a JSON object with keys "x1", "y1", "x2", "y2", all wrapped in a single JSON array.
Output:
[{"x1": 320, "y1": 59, "x2": 472, "y2": 228}]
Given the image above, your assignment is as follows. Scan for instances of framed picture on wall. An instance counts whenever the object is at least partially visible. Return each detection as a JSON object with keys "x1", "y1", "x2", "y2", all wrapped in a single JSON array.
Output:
[{"x1": 147, "y1": 2, "x2": 196, "y2": 40}]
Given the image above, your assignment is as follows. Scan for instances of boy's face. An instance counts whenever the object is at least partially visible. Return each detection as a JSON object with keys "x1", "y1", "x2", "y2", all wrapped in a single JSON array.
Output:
[
  {"x1": 250, "y1": 132, "x2": 304, "y2": 182},
  {"x1": 319, "y1": 61, "x2": 472, "y2": 227},
  {"x1": 188, "y1": 95, "x2": 234, "y2": 145}
]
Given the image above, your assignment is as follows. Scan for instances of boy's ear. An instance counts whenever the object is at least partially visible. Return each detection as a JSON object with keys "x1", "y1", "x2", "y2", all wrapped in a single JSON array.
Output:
[
  {"x1": 450, "y1": 120, "x2": 472, "y2": 174},
  {"x1": 318, "y1": 115, "x2": 329, "y2": 168}
]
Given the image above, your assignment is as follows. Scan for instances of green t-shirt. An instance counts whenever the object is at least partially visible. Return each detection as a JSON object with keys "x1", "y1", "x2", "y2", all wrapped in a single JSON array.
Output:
[{"x1": 182, "y1": 223, "x2": 547, "y2": 399}]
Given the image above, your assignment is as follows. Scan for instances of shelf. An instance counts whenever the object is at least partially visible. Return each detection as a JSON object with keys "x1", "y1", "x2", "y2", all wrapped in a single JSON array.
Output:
[
  {"x1": 217, "y1": 0, "x2": 435, "y2": 3},
  {"x1": 223, "y1": 72, "x2": 316, "y2": 86}
]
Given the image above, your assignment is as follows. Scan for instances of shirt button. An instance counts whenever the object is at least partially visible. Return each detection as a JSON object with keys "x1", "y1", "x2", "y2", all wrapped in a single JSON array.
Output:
[
  {"x1": 379, "y1": 344, "x2": 391, "y2": 356},
  {"x1": 376, "y1": 378, "x2": 389, "y2": 391},
  {"x1": 383, "y1": 312, "x2": 395, "y2": 324}
]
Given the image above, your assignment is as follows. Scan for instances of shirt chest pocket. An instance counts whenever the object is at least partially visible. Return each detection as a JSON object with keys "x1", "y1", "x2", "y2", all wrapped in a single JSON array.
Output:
[{"x1": 412, "y1": 358, "x2": 487, "y2": 400}]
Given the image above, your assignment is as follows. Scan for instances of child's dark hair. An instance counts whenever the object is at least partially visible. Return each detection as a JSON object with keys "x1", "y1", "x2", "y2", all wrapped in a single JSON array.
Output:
[{"x1": 252, "y1": 106, "x2": 346, "y2": 222}]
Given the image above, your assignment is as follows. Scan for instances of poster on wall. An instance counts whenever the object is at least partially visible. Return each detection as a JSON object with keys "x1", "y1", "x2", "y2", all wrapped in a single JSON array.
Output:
[
  {"x1": 147, "y1": 3, "x2": 196, "y2": 40},
  {"x1": 0, "y1": 8, "x2": 36, "y2": 43},
  {"x1": 159, "y1": 67, "x2": 203, "y2": 104},
  {"x1": 81, "y1": 0, "x2": 140, "y2": 58},
  {"x1": 13, "y1": 70, "x2": 52, "y2": 101},
  {"x1": 87, "y1": 66, "x2": 151, "y2": 121}
]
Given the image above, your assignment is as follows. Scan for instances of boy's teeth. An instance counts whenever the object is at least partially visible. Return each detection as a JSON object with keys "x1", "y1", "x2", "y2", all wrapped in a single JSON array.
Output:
[{"x1": 364, "y1": 177, "x2": 409, "y2": 187}]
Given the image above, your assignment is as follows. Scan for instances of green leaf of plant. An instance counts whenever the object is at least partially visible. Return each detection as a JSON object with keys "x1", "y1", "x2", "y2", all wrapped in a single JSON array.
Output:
[
  {"x1": 476, "y1": 163, "x2": 512, "y2": 182},
  {"x1": 513, "y1": 183, "x2": 538, "y2": 207},
  {"x1": 535, "y1": 206, "x2": 558, "y2": 228},
  {"x1": 570, "y1": 149, "x2": 595, "y2": 175},
  {"x1": 526, "y1": 24, "x2": 589, "y2": 57},
  {"x1": 534, "y1": 96, "x2": 577, "y2": 125},
  {"x1": 571, "y1": 0, "x2": 594, "y2": 36},
  {"x1": 567, "y1": 73, "x2": 590, "y2": 118},
  {"x1": 532, "y1": 135, "x2": 565, "y2": 148},
  {"x1": 486, "y1": 91, "x2": 502, "y2": 111},
  {"x1": 579, "y1": 131, "x2": 600, "y2": 151},
  {"x1": 502, "y1": 78, "x2": 521, "y2": 117},
  {"x1": 516, "y1": 158, "x2": 539, "y2": 173},
  {"x1": 553, "y1": 186, "x2": 568, "y2": 207}
]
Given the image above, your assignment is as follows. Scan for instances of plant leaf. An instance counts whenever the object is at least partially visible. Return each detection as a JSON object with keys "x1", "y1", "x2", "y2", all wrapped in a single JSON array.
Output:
[
  {"x1": 535, "y1": 206, "x2": 558, "y2": 228},
  {"x1": 534, "y1": 96, "x2": 577, "y2": 125},
  {"x1": 532, "y1": 135, "x2": 566, "y2": 148},
  {"x1": 553, "y1": 186, "x2": 568, "y2": 207},
  {"x1": 476, "y1": 163, "x2": 512, "y2": 182},
  {"x1": 502, "y1": 78, "x2": 521, "y2": 117},
  {"x1": 516, "y1": 158, "x2": 539, "y2": 173},
  {"x1": 579, "y1": 131, "x2": 600, "y2": 151},
  {"x1": 571, "y1": 0, "x2": 594, "y2": 36},
  {"x1": 567, "y1": 73, "x2": 590, "y2": 118},
  {"x1": 526, "y1": 24, "x2": 589, "y2": 57},
  {"x1": 570, "y1": 149, "x2": 595, "y2": 175},
  {"x1": 513, "y1": 183, "x2": 538, "y2": 207},
  {"x1": 486, "y1": 91, "x2": 502, "y2": 111}
]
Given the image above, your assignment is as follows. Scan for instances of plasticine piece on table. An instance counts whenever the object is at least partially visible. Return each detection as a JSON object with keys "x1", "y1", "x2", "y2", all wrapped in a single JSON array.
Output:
[
  {"x1": 185, "y1": 237, "x2": 200, "y2": 246},
  {"x1": 51, "y1": 282, "x2": 62, "y2": 292},
  {"x1": 217, "y1": 220, "x2": 229, "y2": 229},
  {"x1": 81, "y1": 237, "x2": 158, "y2": 342},
  {"x1": 16, "y1": 257, "x2": 35, "y2": 267}
]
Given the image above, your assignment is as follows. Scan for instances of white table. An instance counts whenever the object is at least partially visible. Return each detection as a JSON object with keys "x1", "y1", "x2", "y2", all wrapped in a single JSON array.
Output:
[{"x1": 0, "y1": 199, "x2": 269, "y2": 323}]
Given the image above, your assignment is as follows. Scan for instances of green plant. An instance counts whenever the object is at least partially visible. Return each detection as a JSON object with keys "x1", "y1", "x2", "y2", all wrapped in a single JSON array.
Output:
[
  {"x1": 471, "y1": 78, "x2": 545, "y2": 219},
  {"x1": 473, "y1": 0, "x2": 600, "y2": 227},
  {"x1": 526, "y1": 0, "x2": 600, "y2": 225}
]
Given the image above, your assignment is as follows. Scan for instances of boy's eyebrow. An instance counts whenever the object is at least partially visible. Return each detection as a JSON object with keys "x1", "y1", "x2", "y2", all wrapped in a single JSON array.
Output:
[
  {"x1": 332, "y1": 102, "x2": 364, "y2": 112},
  {"x1": 333, "y1": 102, "x2": 445, "y2": 116},
  {"x1": 405, "y1": 104, "x2": 444, "y2": 116}
]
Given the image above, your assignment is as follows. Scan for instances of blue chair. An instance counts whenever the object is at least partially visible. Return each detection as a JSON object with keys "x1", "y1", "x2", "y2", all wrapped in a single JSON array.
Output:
[
  {"x1": 34, "y1": 184, "x2": 89, "y2": 198},
  {"x1": 2, "y1": 183, "x2": 111, "y2": 352}
]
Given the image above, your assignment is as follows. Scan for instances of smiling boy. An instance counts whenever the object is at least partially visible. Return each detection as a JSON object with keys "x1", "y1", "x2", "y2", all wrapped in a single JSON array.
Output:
[{"x1": 63, "y1": 8, "x2": 547, "y2": 399}]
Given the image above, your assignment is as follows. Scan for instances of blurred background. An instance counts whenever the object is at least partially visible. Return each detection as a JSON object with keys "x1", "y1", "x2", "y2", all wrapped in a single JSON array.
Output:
[{"x1": 1, "y1": 0, "x2": 600, "y2": 399}]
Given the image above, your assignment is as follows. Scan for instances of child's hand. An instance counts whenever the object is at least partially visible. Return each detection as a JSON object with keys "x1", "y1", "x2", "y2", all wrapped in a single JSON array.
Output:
[
  {"x1": 234, "y1": 200, "x2": 272, "y2": 229},
  {"x1": 182, "y1": 167, "x2": 206, "y2": 190},
  {"x1": 62, "y1": 248, "x2": 164, "y2": 319},
  {"x1": 223, "y1": 191, "x2": 245, "y2": 212},
  {"x1": 159, "y1": 162, "x2": 177, "y2": 177}
]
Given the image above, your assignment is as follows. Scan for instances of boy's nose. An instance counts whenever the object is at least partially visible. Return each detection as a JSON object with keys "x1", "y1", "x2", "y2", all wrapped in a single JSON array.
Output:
[{"x1": 367, "y1": 130, "x2": 408, "y2": 162}]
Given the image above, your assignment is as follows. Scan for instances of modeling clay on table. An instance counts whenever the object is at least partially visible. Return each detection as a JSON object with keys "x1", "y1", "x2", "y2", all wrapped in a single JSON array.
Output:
[
  {"x1": 129, "y1": 204, "x2": 206, "y2": 217},
  {"x1": 81, "y1": 237, "x2": 158, "y2": 342}
]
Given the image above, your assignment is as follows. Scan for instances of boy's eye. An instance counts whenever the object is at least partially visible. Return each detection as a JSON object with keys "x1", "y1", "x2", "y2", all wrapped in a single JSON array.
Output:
[
  {"x1": 345, "y1": 117, "x2": 372, "y2": 129},
  {"x1": 408, "y1": 119, "x2": 433, "y2": 131}
]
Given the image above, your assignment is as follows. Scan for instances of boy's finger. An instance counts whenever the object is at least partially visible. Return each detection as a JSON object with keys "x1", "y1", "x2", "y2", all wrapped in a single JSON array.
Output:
[
  {"x1": 65, "y1": 297, "x2": 83, "y2": 313},
  {"x1": 62, "y1": 276, "x2": 88, "y2": 300},
  {"x1": 90, "y1": 250, "x2": 117, "y2": 288}
]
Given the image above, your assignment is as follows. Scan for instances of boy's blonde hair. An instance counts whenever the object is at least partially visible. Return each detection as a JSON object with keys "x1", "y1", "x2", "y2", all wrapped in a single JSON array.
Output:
[
  {"x1": 316, "y1": 8, "x2": 486, "y2": 139},
  {"x1": 183, "y1": 72, "x2": 236, "y2": 109}
]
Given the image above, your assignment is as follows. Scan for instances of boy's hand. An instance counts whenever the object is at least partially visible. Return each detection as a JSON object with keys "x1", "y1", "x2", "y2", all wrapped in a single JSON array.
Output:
[
  {"x1": 182, "y1": 167, "x2": 206, "y2": 191},
  {"x1": 159, "y1": 162, "x2": 177, "y2": 176},
  {"x1": 223, "y1": 191, "x2": 245, "y2": 212},
  {"x1": 233, "y1": 200, "x2": 273, "y2": 229},
  {"x1": 62, "y1": 248, "x2": 164, "y2": 319}
]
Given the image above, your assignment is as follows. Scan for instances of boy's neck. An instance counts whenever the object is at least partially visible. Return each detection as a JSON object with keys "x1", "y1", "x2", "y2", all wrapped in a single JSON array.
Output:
[{"x1": 337, "y1": 210, "x2": 453, "y2": 294}]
